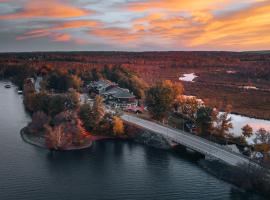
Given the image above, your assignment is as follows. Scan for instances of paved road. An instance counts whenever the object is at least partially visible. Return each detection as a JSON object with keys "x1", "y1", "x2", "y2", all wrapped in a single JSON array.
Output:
[{"x1": 121, "y1": 114, "x2": 251, "y2": 166}]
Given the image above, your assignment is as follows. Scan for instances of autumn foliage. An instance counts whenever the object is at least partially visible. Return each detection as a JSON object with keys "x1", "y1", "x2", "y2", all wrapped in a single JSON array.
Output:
[{"x1": 113, "y1": 116, "x2": 124, "y2": 136}]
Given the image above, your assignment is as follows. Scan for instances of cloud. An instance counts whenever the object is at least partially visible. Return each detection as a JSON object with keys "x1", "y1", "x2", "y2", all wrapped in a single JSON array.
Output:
[
  {"x1": 188, "y1": 1, "x2": 270, "y2": 49},
  {"x1": 90, "y1": 27, "x2": 141, "y2": 44},
  {"x1": 118, "y1": 0, "x2": 270, "y2": 50},
  {"x1": 17, "y1": 20, "x2": 100, "y2": 40},
  {"x1": 0, "y1": 0, "x2": 90, "y2": 20},
  {"x1": 53, "y1": 33, "x2": 71, "y2": 42},
  {"x1": 125, "y1": 0, "x2": 229, "y2": 12},
  {"x1": 1, "y1": 0, "x2": 270, "y2": 51},
  {"x1": 125, "y1": 0, "x2": 267, "y2": 13}
]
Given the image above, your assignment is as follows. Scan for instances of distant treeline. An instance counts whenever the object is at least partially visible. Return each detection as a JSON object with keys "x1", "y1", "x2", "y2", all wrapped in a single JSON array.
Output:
[{"x1": 1, "y1": 51, "x2": 270, "y2": 81}]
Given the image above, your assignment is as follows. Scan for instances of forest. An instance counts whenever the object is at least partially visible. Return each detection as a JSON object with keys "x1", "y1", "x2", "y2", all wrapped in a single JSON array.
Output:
[{"x1": 0, "y1": 51, "x2": 270, "y2": 119}]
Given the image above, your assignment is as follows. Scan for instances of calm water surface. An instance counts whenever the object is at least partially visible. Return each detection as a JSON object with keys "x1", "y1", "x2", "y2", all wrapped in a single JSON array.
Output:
[{"x1": 0, "y1": 81, "x2": 265, "y2": 200}]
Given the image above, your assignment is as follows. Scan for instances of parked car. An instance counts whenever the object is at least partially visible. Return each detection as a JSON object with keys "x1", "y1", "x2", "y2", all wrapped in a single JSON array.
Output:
[{"x1": 125, "y1": 105, "x2": 144, "y2": 114}]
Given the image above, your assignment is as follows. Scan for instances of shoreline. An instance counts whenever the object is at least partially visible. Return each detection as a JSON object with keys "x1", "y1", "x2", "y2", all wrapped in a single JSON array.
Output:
[
  {"x1": 20, "y1": 126, "x2": 269, "y2": 198},
  {"x1": 198, "y1": 159, "x2": 270, "y2": 198},
  {"x1": 20, "y1": 128, "x2": 94, "y2": 151}
]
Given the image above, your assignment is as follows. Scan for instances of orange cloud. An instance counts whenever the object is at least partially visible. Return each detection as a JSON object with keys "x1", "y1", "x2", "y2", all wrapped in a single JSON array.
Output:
[
  {"x1": 189, "y1": 1, "x2": 270, "y2": 49},
  {"x1": 131, "y1": 13, "x2": 196, "y2": 46},
  {"x1": 2, "y1": 0, "x2": 270, "y2": 50},
  {"x1": 122, "y1": 0, "x2": 270, "y2": 49},
  {"x1": 17, "y1": 20, "x2": 100, "y2": 41},
  {"x1": 0, "y1": 0, "x2": 90, "y2": 19},
  {"x1": 91, "y1": 28, "x2": 140, "y2": 44},
  {"x1": 126, "y1": 0, "x2": 229, "y2": 12},
  {"x1": 17, "y1": 31, "x2": 72, "y2": 43},
  {"x1": 134, "y1": 14, "x2": 189, "y2": 30},
  {"x1": 53, "y1": 34, "x2": 71, "y2": 42},
  {"x1": 16, "y1": 31, "x2": 50, "y2": 40}
]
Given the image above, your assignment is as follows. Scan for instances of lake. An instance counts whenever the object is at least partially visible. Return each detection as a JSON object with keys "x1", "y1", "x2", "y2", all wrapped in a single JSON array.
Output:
[
  {"x1": 219, "y1": 113, "x2": 270, "y2": 144},
  {"x1": 0, "y1": 81, "x2": 264, "y2": 200},
  {"x1": 179, "y1": 73, "x2": 198, "y2": 82}
]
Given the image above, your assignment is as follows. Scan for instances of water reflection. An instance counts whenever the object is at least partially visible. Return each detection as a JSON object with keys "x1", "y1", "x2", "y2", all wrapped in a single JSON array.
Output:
[{"x1": 230, "y1": 188, "x2": 266, "y2": 200}]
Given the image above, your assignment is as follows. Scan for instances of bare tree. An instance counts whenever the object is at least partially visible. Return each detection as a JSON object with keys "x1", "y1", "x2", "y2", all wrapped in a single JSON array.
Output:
[
  {"x1": 254, "y1": 128, "x2": 270, "y2": 145},
  {"x1": 45, "y1": 125, "x2": 72, "y2": 150},
  {"x1": 213, "y1": 112, "x2": 233, "y2": 138}
]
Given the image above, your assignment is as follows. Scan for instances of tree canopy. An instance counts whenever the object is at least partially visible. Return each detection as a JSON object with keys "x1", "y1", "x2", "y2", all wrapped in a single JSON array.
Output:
[
  {"x1": 46, "y1": 70, "x2": 82, "y2": 92},
  {"x1": 196, "y1": 107, "x2": 215, "y2": 135},
  {"x1": 145, "y1": 80, "x2": 184, "y2": 120},
  {"x1": 213, "y1": 112, "x2": 233, "y2": 138},
  {"x1": 242, "y1": 124, "x2": 253, "y2": 138},
  {"x1": 102, "y1": 65, "x2": 148, "y2": 99},
  {"x1": 113, "y1": 116, "x2": 124, "y2": 136}
]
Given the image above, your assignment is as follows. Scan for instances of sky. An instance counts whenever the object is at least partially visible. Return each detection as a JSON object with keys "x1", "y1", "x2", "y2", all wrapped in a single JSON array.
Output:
[{"x1": 0, "y1": 0, "x2": 269, "y2": 52}]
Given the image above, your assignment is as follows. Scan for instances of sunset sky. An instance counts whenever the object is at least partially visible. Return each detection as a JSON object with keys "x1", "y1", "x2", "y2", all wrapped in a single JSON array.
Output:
[{"x1": 0, "y1": 0, "x2": 269, "y2": 52}]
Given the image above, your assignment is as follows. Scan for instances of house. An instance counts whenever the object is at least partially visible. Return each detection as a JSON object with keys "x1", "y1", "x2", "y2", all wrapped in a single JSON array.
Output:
[
  {"x1": 101, "y1": 86, "x2": 137, "y2": 108},
  {"x1": 90, "y1": 80, "x2": 137, "y2": 109}
]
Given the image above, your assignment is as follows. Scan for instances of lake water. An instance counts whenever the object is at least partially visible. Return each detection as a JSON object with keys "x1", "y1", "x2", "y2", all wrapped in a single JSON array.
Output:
[
  {"x1": 0, "y1": 81, "x2": 265, "y2": 200},
  {"x1": 179, "y1": 73, "x2": 198, "y2": 82},
  {"x1": 220, "y1": 113, "x2": 270, "y2": 144}
]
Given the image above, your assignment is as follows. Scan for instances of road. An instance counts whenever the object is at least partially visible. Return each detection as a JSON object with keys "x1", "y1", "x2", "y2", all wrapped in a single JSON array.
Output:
[{"x1": 121, "y1": 114, "x2": 251, "y2": 166}]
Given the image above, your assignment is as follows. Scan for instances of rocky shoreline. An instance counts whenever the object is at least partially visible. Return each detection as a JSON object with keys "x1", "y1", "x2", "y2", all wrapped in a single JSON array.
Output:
[
  {"x1": 133, "y1": 130, "x2": 172, "y2": 149},
  {"x1": 125, "y1": 123, "x2": 172, "y2": 149},
  {"x1": 198, "y1": 159, "x2": 270, "y2": 198}
]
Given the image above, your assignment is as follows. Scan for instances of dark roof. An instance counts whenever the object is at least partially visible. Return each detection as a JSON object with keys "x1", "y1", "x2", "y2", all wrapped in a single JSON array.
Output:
[
  {"x1": 113, "y1": 90, "x2": 135, "y2": 98},
  {"x1": 102, "y1": 86, "x2": 135, "y2": 99},
  {"x1": 92, "y1": 80, "x2": 113, "y2": 89}
]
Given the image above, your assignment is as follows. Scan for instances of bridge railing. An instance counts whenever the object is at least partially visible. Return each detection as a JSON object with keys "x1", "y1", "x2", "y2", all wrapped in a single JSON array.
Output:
[
  {"x1": 124, "y1": 118, "x2": 241, "y2": 165},
  {"x1": 142, "y1": 116, "x2": 252, "y2": 159},
  {"x1": 122, "y1": 114, "x2": 263, "y2": 166}
]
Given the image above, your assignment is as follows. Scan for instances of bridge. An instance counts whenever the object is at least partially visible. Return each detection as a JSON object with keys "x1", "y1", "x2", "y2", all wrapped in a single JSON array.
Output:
[{"x1": 121, "y1": 114, "x2": 251, "y2": 167}]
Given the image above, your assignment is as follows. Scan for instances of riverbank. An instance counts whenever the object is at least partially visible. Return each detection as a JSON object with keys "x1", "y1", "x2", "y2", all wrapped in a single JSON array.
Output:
[{"x1": 20, "y1": 127, "x2": 93, "y2": 151}]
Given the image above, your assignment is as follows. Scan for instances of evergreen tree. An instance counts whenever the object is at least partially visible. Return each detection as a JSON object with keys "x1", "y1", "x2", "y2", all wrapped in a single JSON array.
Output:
[{"x1": 196, "y1": 107, "x2": 214, "y2": 135}]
